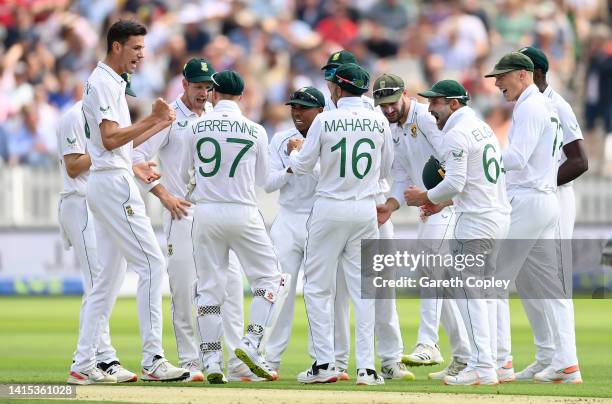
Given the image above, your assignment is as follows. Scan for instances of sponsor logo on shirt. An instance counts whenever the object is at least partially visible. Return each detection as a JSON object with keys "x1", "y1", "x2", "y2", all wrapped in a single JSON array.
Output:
[
  {"x1": 66, "y1": 137, "x2": 77, "y2": 145},
  {"x1": 99, "y1": 105, "x2": 110, "y2": 113}
]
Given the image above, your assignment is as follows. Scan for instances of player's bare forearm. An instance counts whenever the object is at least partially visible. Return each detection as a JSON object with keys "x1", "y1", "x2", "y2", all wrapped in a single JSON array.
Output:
[
  {"x1": 101, "y1": 115, "x2": 169, "y2": 150},
  {"x1": 64, "y1": 153, "x2": 92, "y2": 178},
  {"x1": 385, "y1": 197, "x2": 400, "y2": 213},
  {"x1": 133, "y1": 120, "x2": 173, "y2": 148},
  {"x1": 404, "y1": 186, "x2": 431, "y2": 207},
  {"x1": 558, "y1": 140, "x2": 588, "y2": 186},
  {"x1": 150, "y1": 184, "x2": 191, "y2": 220}
]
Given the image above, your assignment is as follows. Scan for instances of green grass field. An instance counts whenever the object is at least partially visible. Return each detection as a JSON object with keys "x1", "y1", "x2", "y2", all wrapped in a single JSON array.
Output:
[{"x1": 0, "y1": 297, "x2": 611, "y2": 398}]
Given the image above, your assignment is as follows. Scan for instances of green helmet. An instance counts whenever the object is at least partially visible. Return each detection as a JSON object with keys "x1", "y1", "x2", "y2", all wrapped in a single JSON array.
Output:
[{"x1": 422, "y1": 155, "x2": 446, "y2": 190}]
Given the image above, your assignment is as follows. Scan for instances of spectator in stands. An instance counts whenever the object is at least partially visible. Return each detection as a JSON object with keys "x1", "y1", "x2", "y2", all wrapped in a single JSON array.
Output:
[{"x1": 7, "y1": 105, "x2": 53, "y2": 167}]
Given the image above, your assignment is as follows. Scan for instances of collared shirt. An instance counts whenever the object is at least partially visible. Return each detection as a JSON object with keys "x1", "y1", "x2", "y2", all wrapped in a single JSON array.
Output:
[
  {"x1": 133, "y1": 96, "x2": 213, "y2": 197},
  {"x1": 289, "y1": 96, "x2": 394, "y2": 201},
  {"x1": 502, "y1": 84, "x2": 561, "y2": 194},
  {"x1": 543, "y1": 85, "x2": 584, "y2": 186},
  {"x1": 58, "y1": 100, "x2": 88, "y2": 197},
  {"x1": 389, "y1": 98, "x2": 445, "y2": 205},
  {"x1": 82, "y1": 61, "x2": 132, "y2": 171},
  {"x1": 264, "y1": 128, "x2": 319, "y2": 213},
  {"x1": 189, "y1": 100, "x2": 269, "y2": 206},
  {"x1": 428, "y1": 106, "x2": 511, "y2": 215}
]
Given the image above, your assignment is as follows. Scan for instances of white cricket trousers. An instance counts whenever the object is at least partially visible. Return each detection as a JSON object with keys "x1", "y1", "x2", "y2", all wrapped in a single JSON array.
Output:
[
  {"x1": 59, "y1": 194, "x2": 121, "y2": 364},
  {"x1": 192, "y1": 203, "x2": 281, "y2": 368},
  {"x1": 73, "y1": 169, "x2": 166, "y2": 372},
  {"x1": 416, "y1": 207, "x2": 471, "y2": 363},
  {"x1": 265, "y1": 207, "x2": 309, "y2": 367},
  {"x1": 162, "y1": 208, "x2": 244, "y2": 368},
  {"x1": 451, "y1": 211, "x2": 509, "y2": 372},
  {"x1": 304, "y1": 196, "x2": 378, "y2": 370},
  {"x1": 496, "y1": 189, "x2": 578, "y2": 370}
]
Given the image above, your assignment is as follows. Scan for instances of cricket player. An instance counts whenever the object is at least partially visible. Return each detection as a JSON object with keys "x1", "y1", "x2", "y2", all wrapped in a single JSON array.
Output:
[
  {"x1": 373, "y1": 73, "x2": 472, "y2": 380},
  {"x1": 132, "y1": 58, "x2": 256, "y2": 382},
  {"x1": 404, "y1": 80, "x2": 511, "y2": 385},
  {"x1": 321, "y1": 52, "x2": 409, "y2": 381},
  {"x1": 189, "y1": 70, "x2": 285, "y2": 384},
  {"x1": 262, "y1": 87, "x2": 325, "y2": 372},
  {"x1": 289, "y1": 63, "x2": 394, "y2": 385},
  {"x1": 69, "y1": 20, "x2": 188, "y2": 384},
  {"x1": 59, "y1": 100, "x2": 135, "y2": 384},
  {"x1": 485, "y1": 52, "x2": 582, "y2": 384},
  {"x1": 509, "y1": 47, "x2": 587, "y2": 382}
]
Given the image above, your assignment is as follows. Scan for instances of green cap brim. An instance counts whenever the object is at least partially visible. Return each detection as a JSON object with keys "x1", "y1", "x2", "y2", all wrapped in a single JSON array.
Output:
[
  {"x1": 483, "y1": 67, "x2": 517, "y2": 78},
  {"x1": 373, "y1": 92, "x2": 402, "y2": 106},
  {"x1": 417, "y1": 90, "x2": 445, "y2": 98},
  {"x1": 285, "y1": 99, "x2": 321, "y2": 108},
  {"x1": 188, "y1": 75, "x2": 214, "y2": 83},
  {"x1": 125, "y1": 88, "x2": 136, "y2": 97}
]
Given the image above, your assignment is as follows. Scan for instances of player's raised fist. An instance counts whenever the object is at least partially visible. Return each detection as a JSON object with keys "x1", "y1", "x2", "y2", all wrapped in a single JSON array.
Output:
[
  {"x1": 152, "y1": 98, "x2": 173, "y2": 121},
  {"x1": 287, "y1": 138, "x2": 304, "y2": 154}
]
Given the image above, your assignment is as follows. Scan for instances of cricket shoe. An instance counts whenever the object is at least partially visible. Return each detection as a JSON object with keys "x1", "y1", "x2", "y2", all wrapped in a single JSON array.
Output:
[
  {"x1": 204, "y1": 362, "x2": 228, "y2": 384},
  {"x1": 181, "y1": 360, "x2": 205, "y2": 382},
  {"x1": 97, "y1": 360, "x2": 137, "y2": 383},
  {"x1": 356, "y1": 369, "x2": 385, "y2": 386},
  {"x1": 234, "y1": 339, "x2": 278, "y2": 381},
  {"x1": 534, "y1": 365, "x2": 583, "y2": 384},
  {"x1": 67, "y1": 367, "x2": 117, "y2": 385},
  {"x1": 228, "y1": 362, "x2": 266, "y2": 382},
  {"x1": 380, "y1": 362, "x2": 415, "y2": 381},
  {"x1": 515, "y1": 361, "x2": 549, "y2": 381},
  {"x1": 444, "y1": 367, "x2": 498, "y2": 385},
  {"x1": 337, "y1": 367, "x2": 350, "y2": 381},
  {"x1": 141, "y1": 355, "x2": 190, "y2": 382},
  {"x1": 402, "y1": 344, "x2": 444, "y2": 366},
  {"x1": 297, "y1": 362, "x2": 339, "y2": 384},
  {"x1": 496, "y1": 356, "x2": 515, "y2": 383},
  {"x1": 428, "y1": 358, "x2": 467, "y2": 380}
]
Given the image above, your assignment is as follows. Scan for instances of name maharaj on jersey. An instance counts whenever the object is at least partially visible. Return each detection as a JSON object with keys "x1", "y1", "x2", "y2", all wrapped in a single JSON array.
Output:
[{"x1": 324, "y1": 118, "x2": 385, "y2": 134}]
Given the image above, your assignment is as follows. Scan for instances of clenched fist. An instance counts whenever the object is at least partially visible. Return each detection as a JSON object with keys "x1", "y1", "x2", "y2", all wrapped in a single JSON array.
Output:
[
  {"x1": 287, "y1": 138, "x2": 304, "y2": 154},
  {"x1": 152, "y1": 98, "x2": 174, "y2": 122}
]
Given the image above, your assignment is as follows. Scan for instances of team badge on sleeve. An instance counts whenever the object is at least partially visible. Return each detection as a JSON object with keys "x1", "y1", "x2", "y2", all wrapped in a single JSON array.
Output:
[
  {"x1": 411, "y1": 124, "x2": 417, "y2": 137},
  {"x1": 125, "y1": 205, "x2": 134, "y2": 216}
]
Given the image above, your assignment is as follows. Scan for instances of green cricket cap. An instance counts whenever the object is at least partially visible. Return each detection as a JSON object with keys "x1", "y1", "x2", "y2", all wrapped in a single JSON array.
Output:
[
  {"x1": 321, "y1": 50, "x2": 357, "y2": 70},
  {"x1": 422, "y1": 155, "x2": 446, "y2": 190},
  {"x1": 518, "y1": 46, "x2": 549, "y2": 73},
  {"x1": 484, "y1": 52, "x2": 534, "y2": 77},
  {"x1": 333, "y1": 63, "x2": 370, "y2": 95},
  {"x1": 285, "y1": 86, "x2": 325, "y2": 108},
  {"x1": 418, "y1": 80, "x2": 470, "y2": 105},
  {"x1": 373, "y1": 73, "x2": 404, "y2": 106},
  {"x1": 211, "y1": 70, "x2": 244, "y2": 96},
  {"x1": 120, "y1": 73, "x2": 136, "y2": 97},
  {"x1": 183, "y1": 58, "x2": 216, "y2": 83}
]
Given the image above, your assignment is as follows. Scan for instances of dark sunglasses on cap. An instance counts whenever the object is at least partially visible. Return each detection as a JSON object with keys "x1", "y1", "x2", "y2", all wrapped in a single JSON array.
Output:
[
  {"x1": 335, "y1": 74, "x2": 368, "y2": 90},
  {"x1": 324, "y1": 67, "x2": 337, "y2": 80},
  {"x1": 290, "y1": 90, "x2": 321, "y2": 105},
  {"x1": 373, "y1": 87, "x2": 402, "y2": 99}
]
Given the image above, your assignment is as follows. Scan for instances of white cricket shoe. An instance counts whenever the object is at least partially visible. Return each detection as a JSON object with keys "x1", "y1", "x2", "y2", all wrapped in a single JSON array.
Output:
[
  {"x1": 67, "y1": 367, "x2": 117, "y2": 385},
  {"x1": 428, "y1": 358, "x2": 467, "y2": 380},
  {"x1": 402, "y1": 344, "x2": 444, "y2": 366},
  {"x1": 380, "y1": 362, "x2": 415, "y2": 381},
  {"x1": 515, "y1": 361, "x2": 549, "y2": 381},
  {"x1": 337, "y1": 367, "x2": 350, "y2": 381},
  {"x1": 534, "y1": 365, "x2": 583, "y2": 384},
  {"x1": 444, "y1": 367, "x2": 498, "y2": 385},
  {"x1": 234, "y1": 339, "x2": 278, "y2": 381},
  {"x1": 297, "y1": 362, "x2": 339, "y2": 384},
  {"x1": 356, "y1": 369, "x2": 385, "y2": 386},
  {"x1": 181, "y1": 360, "x2": 205, "y2": 382},
  {"x1": 496, "y1": 356, "x2": 515, "y2": 383},
  {"x1": 228, "y1": 362, "x2": 266, "y2": 382},
  {"x1": 204, "y1": 362, "x2": 228, "y2": 384},
  {"x1": 97, "y1": 361, "x2": 137, "y2": 383},
  {"x1": 141, "y1": 355, "x2": 190, "y2": 382}
]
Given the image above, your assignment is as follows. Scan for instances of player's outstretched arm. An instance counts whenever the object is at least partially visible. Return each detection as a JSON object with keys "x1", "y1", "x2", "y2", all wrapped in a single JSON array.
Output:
[{"x1": 150, "y1": 183, "x2": 191, "y2": 220}]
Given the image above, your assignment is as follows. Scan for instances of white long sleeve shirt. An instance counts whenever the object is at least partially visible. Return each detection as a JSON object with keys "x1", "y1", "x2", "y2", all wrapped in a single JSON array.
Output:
[
  {"x1": 58, "y1": 101, "x2": 88, "y2": 197},
  {"x1": 132, "y1": 97, "x2": 213, "y2": 197},
  {"x1": 543, "y1": 85, "x2": 584, "y2": 187},
  {"x1": 389, "y1": 98, "x2": 445, "y2": 205},
  {"x1": 189, "y1": 100, "x2": 269, "y2": 206},
  {"x1": 264, "y1": 128, "x2": 319, "y2": 213},
  {"x1": 82, "y1": 61, "x2": 133, "y2": 171},
  {"x1": 502, "y1": 84, "x2": 561, "y2": 195},
  {"x1": 427, "y1": 106, "x2": 511, "y2": 215},
  {"x1": 289, "y1": 96, "x2": 394, "y2": 201}
]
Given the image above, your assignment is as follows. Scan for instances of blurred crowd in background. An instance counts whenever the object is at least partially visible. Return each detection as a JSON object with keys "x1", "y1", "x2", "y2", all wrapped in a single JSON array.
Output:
[{"x1": 0, "y1": 0, "x2": 610, "y2": 173}]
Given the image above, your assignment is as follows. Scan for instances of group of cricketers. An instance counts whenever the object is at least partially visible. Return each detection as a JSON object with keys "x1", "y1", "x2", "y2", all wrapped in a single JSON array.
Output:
[{"x1": 59, "y1": 19, "x2": 587, "y2": 387}]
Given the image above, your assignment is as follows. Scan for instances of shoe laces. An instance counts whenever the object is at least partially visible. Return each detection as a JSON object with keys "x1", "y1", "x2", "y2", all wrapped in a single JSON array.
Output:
[
  {"x1": 184, "y1": 360, "x2": 200, "y2": 372},
  {"x1": 396, "y1": 362, "x2": 408, "y2": 371}
]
